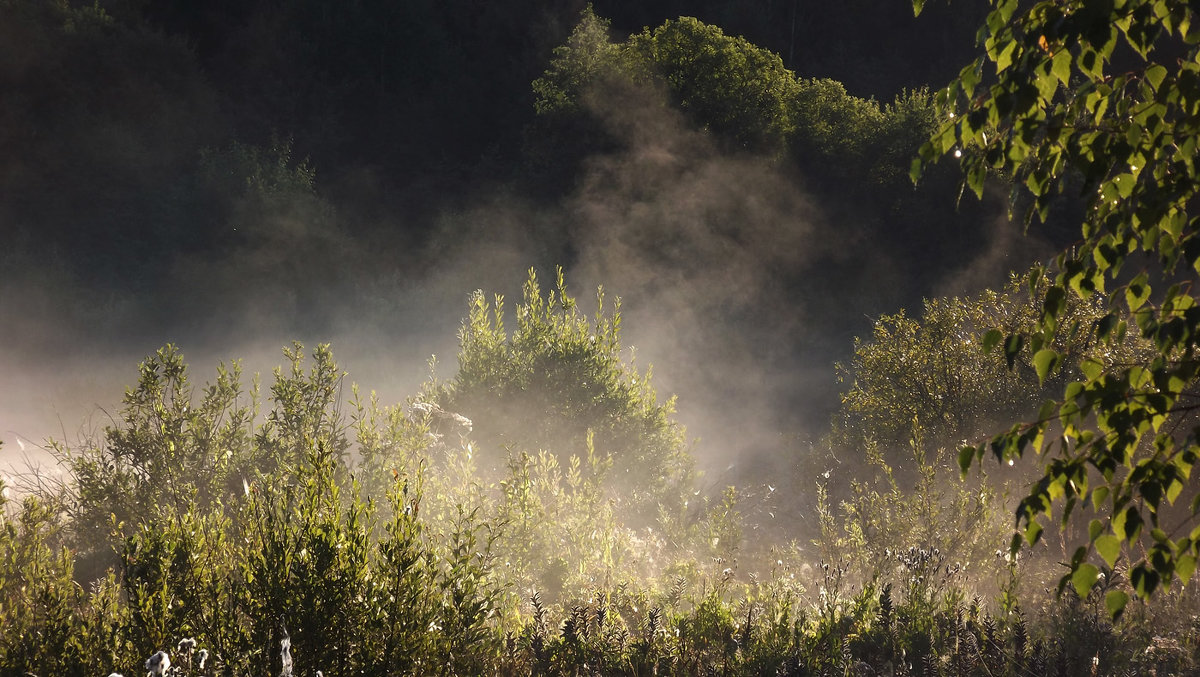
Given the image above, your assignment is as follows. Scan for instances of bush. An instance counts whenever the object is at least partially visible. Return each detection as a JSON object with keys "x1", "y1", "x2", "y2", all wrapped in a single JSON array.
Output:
[
  {"x1": 834, "y1": 270, "x2": 1153, "y2": 459},
  {"x1": 432, "y1": 267, "x2": 692, "y2": 517}
]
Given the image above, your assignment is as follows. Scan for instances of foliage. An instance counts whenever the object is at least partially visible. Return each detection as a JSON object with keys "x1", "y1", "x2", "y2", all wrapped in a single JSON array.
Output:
[
  {"x1": 625, "y1": 16, "x2": 800, "y2": 153},
  {"x1": 54, "y1": 343, "x2": 350, "y2": 574},
  {"x1": 194, "y1": 138, "x2": 333, "y2": 249},
  {"x1": 531, "y1": 6, "x2": 629, "y2": 118},
  {"x1": 198, "y1": 138, "x2": 317, "y2": 203},
  {"x1": 55, "y1": 345, "x2": 256, "y2": 569},
  {"x1": 0, "y1": 491, "x2": 132, "y2": 675},
  {"x1": 913, "y1": 0, "x2": 1200, "y2": 612},
  {"x1": 4, "y1": 280, "x2": 1200, "y2": 672},
  {"x1": 815, "y1": 434, "x2": 1012, "y2": 607},
  {"x1": 533, "y1": 8, "x2": 800, "y2": 155},
  {"x1": 527, "y1": 8, "x2": 996, "y2": 303},
  {"x1": 532, "y1": 8, "x2": 934, "y2": 165},
  {"x1": 787, "y1": 78, "x2": 883, "y2": 168},
  {"x1": 434, "y1": 267, "x2": 692, "y2": 515},
  {"x1": 835, "y1": 272, "x2": 1153, "y2": 456},
  {"x1": 6, "y1": 461, "x2": 1199, "y2": 674},
  {"x1": 2, "y1": 439, "x2": 501, "y2": 675}
]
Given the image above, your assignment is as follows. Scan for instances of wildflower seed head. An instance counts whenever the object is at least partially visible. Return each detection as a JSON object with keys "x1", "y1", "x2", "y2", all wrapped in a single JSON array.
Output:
[
  {"x1": 198, "y1": 649, "x2": 209, "y2": 670},
  {"x1": 145, "y1": 650, "x2": 170, "y2": 675},
  {"x1": 176, "y1": 638, "x2": 197, "y2": 656},
  {"x1": 280, "y1": 634, "x2": 294, "y2": 677}
]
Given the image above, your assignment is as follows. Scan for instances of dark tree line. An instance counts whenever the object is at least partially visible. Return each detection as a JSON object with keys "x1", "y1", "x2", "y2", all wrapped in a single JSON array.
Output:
[
  {"x1": 2, "y1": 0, "x2": 1029, "y2": 423},
  {"x1": 2, "y1": 0, "x2": 990, "y2": 259}
]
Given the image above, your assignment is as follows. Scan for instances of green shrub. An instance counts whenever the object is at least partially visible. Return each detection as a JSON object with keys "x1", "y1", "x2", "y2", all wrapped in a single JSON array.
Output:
[
  {"x1": 433, "y1": 267, "x2": 692, "y2": 517},
  {"x1": 834, "y1": 270, "x2": 1153, "y2": 458}
]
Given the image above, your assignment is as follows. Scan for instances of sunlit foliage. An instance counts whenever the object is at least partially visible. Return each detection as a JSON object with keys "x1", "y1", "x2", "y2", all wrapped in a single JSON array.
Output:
[
  {"x1": 3, "y1": 264, "x2": 1200, "y2": 673},
  {"x1": 914, "y1": 0, "x2": 1200, "y2": 613},
  {"x1": 432, "y1": 267, "x2": 692, "y2": 514},
  {"x1": 836, "y1": 272, "x2": 1153, "y2": 456},
  {"x1": 532, "y1": 7, "x2": 930, "y2": 163}
]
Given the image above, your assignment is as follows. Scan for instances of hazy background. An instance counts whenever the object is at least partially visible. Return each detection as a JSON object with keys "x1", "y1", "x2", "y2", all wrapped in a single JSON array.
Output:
[{"x1": 0, "y1": 0, "x2": 1054, "y2": 484}]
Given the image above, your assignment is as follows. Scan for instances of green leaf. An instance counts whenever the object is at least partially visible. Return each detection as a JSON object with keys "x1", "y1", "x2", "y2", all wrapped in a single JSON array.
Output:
[
  {"x1": 1078, "y1": 48, "x2": 1105, "y2": 80},
  {"x1": 1119, "y1": 508, "x2": 1145, "y2": 545},
  {"x1": 1033, "y1": 349, "x2": 1062, "y2": 384},
  {"x1": 1161, "y1": 209, "x2": 1185, "y2": 241},
  {"x1": 982, "y1": 328, "x2": 1003, "y2": 353},
  {"x1": 1113, "y1": 173, "x2": 1136, "y2": 198},
  {"x1": 995, "y1": 40, "x2": 1018, "y2": 72},
  {"x1": 909, "y1": 158, "x2": 925, "y2": 186},
  {"x1": 1096, "y1": 534, "x2": 1121, "y2": 567},
  {"x1": 966, "y1": 162, "x2": 986, "y2": 199},
  {"x1": 958, "y1": 445, "x2": 978, "y2": 474},
  {"x1": 1145, "y1": 64, "x2": 1167, "y2": 91},
  {"x1": 1051, "y1": 48, "x2": 1072, "y2": 85},
  {"x1": 1043, "y1": 285, "x2": 1067, "y2": 319},
  {"x1": 1080, "y1": 358, "x2": 1104, "y2": 380},
  {"x1": 1036, "y1": 67, "x2": 1059, "y2": 100},
  {"x1": 1105, "y1": 590, "x2": 1128, "y2": 619},
  {"x1": 1025, "y1": 519, "x2": 1044, "y2": 545},
  {"x1": 1072, "y1": 563, "x2": 1100, "y2": 597},
  {"x1": 959, "y1": 62, "x2": 981, "y2": 98},
  {"x1": 1123, "y1": 277, "x2": 1152, "y2": 312},
  {"x1": 1167, "y1": 478, "x2": 1184, "y2": 504},
  {"x1": 1177, "y1": 554, "x2": 1196, "y2": 585}
]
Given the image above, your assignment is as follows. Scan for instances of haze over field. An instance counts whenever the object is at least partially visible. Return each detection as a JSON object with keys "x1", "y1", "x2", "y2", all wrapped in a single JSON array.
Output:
[
  {"x1": 0, "y1": 100, "x2": 1041, "y2": 483},
  {"x1": 0, "y1": 0, "x2": 1050, "y2": 484},
  {"x1": 5, "y1": 2, "x2": 1200, "y2": 674}
]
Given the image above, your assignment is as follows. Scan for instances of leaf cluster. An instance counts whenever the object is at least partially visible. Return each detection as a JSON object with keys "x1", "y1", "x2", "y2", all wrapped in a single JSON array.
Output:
[{"x1": 913, "y1": 0, "x2": 1200, "y2": 614}]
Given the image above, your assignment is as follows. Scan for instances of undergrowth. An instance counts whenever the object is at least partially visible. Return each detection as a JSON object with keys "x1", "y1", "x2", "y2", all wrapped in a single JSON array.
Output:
[{"x1": 2, "y1": 270, "x2": 1198, "y2": 675}]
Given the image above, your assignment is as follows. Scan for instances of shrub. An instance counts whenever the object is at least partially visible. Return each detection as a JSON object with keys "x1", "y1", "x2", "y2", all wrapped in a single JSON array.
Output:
[{"x1": 433, "y1": 267, "x2": 692, "y2": 517}]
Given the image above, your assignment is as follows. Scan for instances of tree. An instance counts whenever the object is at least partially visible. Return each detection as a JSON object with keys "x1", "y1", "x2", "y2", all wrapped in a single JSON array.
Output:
[
  {"x1": 626, "y1": 16, "x2": 801, "y2": 153},
  {"x1": 530, "y1": 8, "x2": 927, "y2": 163},
  {"x1": 532, "y1": 6, "x2": 629, "y2": 118},
  {"x1": 528, "y1": 9, "x2": 1001, "y2": 298},
  {"x1": 912, "y1": 0, "x2": 1200, "y2": 614},
  {"x1": 835, "y1": 273, "x2": 1152, "y2": 457}
]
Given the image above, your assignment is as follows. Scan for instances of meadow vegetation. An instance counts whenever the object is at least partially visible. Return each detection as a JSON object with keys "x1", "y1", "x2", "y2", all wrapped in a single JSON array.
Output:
[
  {"x1": 3, "y1": 268, "x2": 1198, "y2": 676},
  {"x1": 5, "y1": 1, "x2": 1200, "y2": 674}
]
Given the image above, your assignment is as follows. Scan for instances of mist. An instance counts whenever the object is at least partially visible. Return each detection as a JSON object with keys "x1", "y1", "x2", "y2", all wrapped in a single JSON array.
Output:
[
  {"x1": 0, "y1": 63, "x2": 1033, "y2": 496},
  {"x1": 0, "y1": 0, "x2": 1051, "y2": 502}
]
